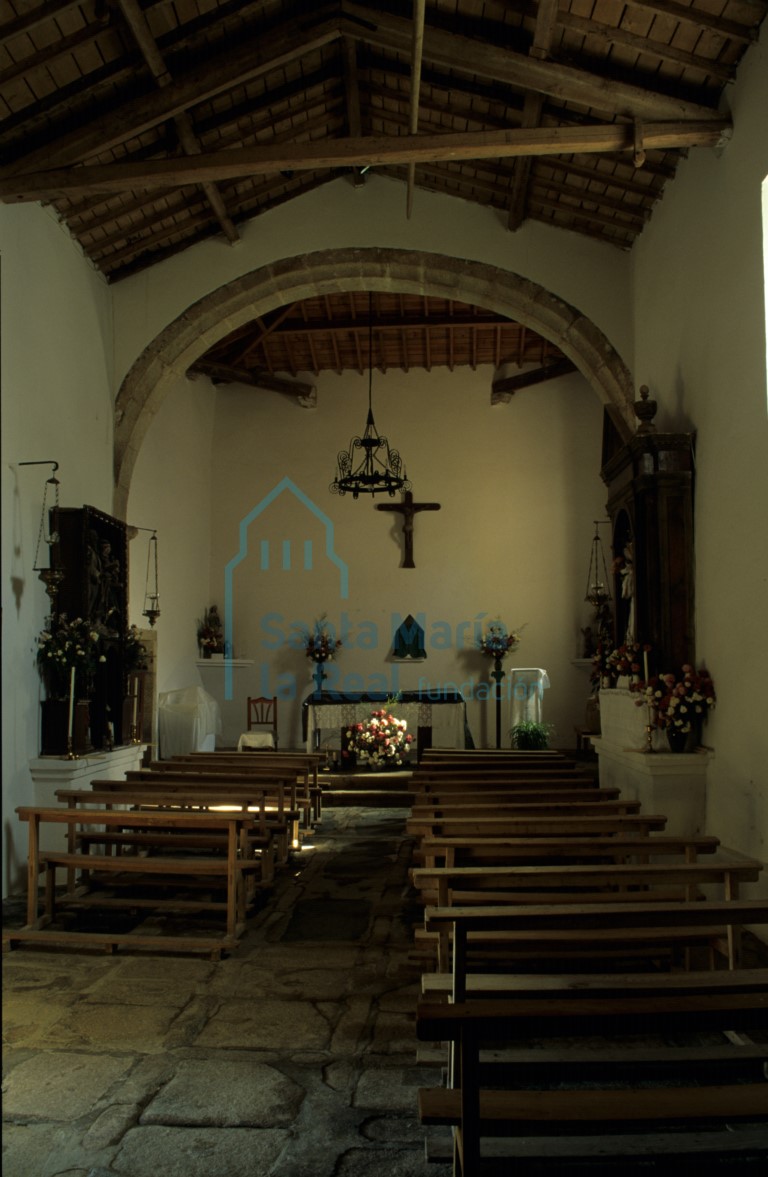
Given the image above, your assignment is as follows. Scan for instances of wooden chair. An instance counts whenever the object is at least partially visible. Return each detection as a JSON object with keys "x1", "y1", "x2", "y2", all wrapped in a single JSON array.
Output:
[{"x1": 241, "y1": 696, "x2": 278, "y2": 749}]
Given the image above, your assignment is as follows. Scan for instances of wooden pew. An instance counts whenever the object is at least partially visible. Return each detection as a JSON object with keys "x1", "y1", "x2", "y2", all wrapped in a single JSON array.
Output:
[
  {"x1": 416, "y1": 833, "x2": 721, "y2": 868},
  {"x1": 411, "y1": 785, "x2": 623, "y2": 805},
  {"x1": 407, "y1": 800, "x2": 644, "y2": 840},
  {"x1": 410, "y1": 858, "x2": 763, "y2": 916},
  {"x1": 420, "y1": 749, "x2": 570, "y2": 762},
  {"x1": 159, "y1": 751, "x2": 325, "y2": 820},
  {"x1": 172, "y1": 753, "x2": 324, "y2": 819},
  {"x1": 408, "y1": 813, "x2": 668, "y2": 845},
  {"x1": 98, "y1": 778, "x2": 307, "y2": 850},
  {"x1": 126, "y1": 767, "x2": 316, "y2": 829},
  {"x1": 417, "y1": 986, "x2": 768, "y2": 1174},
  {"x1": 406, "y1": 772, "x2": 599, "y2": 790},
  {"x1": 55, "y1": 787, "x2": 283, "y2": 873},
  {"x1": 10, "y1": 805, "x2": 269, "y2": 958},
  {"x1": 424, "y1": 898, "x2": 768, "y2": 979}
]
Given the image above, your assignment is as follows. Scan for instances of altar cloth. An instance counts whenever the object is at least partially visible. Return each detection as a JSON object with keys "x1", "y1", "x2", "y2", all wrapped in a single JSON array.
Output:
[
  {"x1": 303, "y1": 690, "x2": 470, "y2": 752},
  {"x1": 508, "y1": 667, "x2": 550, "y2": 726}
]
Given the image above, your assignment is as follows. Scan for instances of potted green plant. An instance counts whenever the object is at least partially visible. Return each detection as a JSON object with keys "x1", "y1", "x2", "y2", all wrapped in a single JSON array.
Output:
[{"x1": 509, "y1": 721, "x2": 553, "y2": 750}]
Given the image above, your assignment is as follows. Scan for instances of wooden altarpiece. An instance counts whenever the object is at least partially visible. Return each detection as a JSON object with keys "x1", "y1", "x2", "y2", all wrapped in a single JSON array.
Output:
[
  {"x1": 600, "y1": 392, "x2": 695, "y2": 671},
  {"x1": 50, "y1": 506, "x2": 129, "y2": 749}
]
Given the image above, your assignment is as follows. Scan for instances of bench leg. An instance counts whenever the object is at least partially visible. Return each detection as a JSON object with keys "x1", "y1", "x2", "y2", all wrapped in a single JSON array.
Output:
[{"x1": 45, "y1": 862, "x2": 57, "y2": 920}]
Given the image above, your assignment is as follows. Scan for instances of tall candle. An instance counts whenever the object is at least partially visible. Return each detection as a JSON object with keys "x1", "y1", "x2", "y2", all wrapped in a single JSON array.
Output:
[
  {"x1": 132, "y1": 691, "x2": 138, "y2": 727},
  {"x1": 643, "y1": 651, "x2": 649, "y2": 682},
  {"x1": 67, "y1": 666, "x2": 76, "y2": 739}
]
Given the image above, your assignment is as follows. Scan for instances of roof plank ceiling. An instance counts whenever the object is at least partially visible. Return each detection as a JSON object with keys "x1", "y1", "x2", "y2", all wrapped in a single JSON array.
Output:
[{"x1": 2, "y1": 0, "x2": 764, "y2": 382}]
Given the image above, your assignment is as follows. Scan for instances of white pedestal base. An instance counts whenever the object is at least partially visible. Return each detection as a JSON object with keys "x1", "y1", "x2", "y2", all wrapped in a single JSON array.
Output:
[
  {"x1": 29, "y1": 744, "x2": 148, "y2": 808},
  {"x1": 591, "y1": 737, "x2": 712, "y2": 837}
]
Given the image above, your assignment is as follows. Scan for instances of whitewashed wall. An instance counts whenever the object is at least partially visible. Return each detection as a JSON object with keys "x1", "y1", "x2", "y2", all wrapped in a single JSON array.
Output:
[
  {"x1": 632, "y1": 36, "x2": 768, "y2": 880},
  {"x1": 110, "y1": 175, "x2": 633, "y2": 391},
  {"x1": 1, "y1": 204, "x2": 113, "y2": 893},
  {"x1": 199, "y1": 364, "x2": 606, "y2": 751}
]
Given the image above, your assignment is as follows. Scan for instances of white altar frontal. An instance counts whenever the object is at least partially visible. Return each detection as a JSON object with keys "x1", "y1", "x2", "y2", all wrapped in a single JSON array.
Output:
[{"x1": 303, "y1": 691, "x2": 468, "y2": 753}]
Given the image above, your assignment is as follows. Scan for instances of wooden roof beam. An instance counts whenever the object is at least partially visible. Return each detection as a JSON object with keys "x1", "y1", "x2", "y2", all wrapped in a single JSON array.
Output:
[
  {"x1": 406, "y1": 0, "x2": 426, "y2": 219},
  {"x1": 508, "y1": 0, "x2": 560, "y2": 231},
  {"x1": 0, "y1": 120, "x2": 730, "y2": 202},
  {"x1": 341, "y1": 2, "x2": 725, "y2": 121},
  {"x1": 341, "y1": 36, "x2": 366, "y2": 187},
  {"x1": 115, "y1": 0, "x2": 238, "y2": 245},
  {"x1": 492, "y1": 357, "x2": 578, "y2": 403},
  {"x1": 1, "y1": 15, "x2": 344, "y2": 176}
]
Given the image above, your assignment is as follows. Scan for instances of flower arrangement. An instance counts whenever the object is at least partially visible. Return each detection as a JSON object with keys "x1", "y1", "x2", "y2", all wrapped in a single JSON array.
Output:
[
  {"x1": 592, "y1": 640, "x2": 649, "y2": 689},
  {"x1": 478, "y1": 621, "x2": 522, "y2": 659},
  {"x1": 36, "y1": 614, "x2": 104, "y2": 700},
  {"x1": 124, "y1": 624, "x2": 148, "y2": 674},
  {"x1": 632, "y1": 665, "x2": 716, "y2": 733},
  {"x1": 345, "y1": 708, "x2": 413, "y2": 769},
  {"x1": 303, "y1": 616, "x2": 341, "y2": 662},
  {"x1": 197, "y1": 606, "x2": 224, "y2": 654}
]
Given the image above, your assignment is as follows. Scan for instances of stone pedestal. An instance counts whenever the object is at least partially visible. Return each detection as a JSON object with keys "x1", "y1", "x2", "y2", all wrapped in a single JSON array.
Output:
[
  {"x1": 591, "y1": 737, "x2": 712, "y2": 837},
  {"x1": 29, "y1": 744, "x2": 147, "y2": 808}
]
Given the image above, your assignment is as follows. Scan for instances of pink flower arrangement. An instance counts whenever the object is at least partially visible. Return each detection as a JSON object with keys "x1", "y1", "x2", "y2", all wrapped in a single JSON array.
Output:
[
  {"x1": 632, "y1": 665, "x2": 716, "y2": 732},
  {"x1": 344, "y1": 709, "x2": 413, "y2": 769}
]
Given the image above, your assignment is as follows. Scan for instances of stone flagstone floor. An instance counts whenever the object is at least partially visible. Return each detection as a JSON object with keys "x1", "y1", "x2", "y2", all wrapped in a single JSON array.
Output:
[{"x1": 2, "y1": 807, "x2": 440, "y2": 1177}]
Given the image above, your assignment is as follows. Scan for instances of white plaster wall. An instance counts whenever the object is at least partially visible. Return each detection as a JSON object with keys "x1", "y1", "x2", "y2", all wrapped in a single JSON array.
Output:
[
  {"x1": 198, "y1": 363, "x2": 606, "y2": 751},
  {"x1": 632, "y1": 36, "x2": 768, "y2": 880},
  {"x1": 1, "y1": 204, "x2": 113, "y2": 893},
  {"x1": 126, "y1": 373, "x2": 216, "y2": 694},
  {"x1": 111, "y1": 176, "x2": 633, "y2": 391}
]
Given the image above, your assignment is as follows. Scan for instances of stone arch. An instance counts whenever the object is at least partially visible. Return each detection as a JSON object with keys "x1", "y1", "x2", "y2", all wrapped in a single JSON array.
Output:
[{"x1": 113, "y1": 247, "x2": 635, "y2": 517}]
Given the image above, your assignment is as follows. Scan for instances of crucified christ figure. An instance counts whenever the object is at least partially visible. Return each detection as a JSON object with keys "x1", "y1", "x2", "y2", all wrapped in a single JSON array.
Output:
[{"x1": 376, "y1": 490, "x2": 441, "y2": 568}]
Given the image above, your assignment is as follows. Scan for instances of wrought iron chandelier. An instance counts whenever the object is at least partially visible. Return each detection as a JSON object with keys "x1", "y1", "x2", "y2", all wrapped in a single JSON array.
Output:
[{"x1": 330, "y1": 293, "x2": 410, "y2": 499}]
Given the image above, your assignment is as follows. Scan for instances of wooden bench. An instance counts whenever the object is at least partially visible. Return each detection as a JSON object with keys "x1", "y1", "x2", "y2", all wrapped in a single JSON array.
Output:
[
  {"x1": 176, "y1": 751, "x2": 325, "y2": 819},
  {"x1": 407, "y1": 800, "x2": 643, "y2": 838},
  {"x1": 419, "y1": 750, "x2": 571, "y2": 762},
  {"x1": 411, "y1": 785, "x2": 622, "y2": 805},
  {"x1": 56, "y1": 788, "x2": 280, "y2": 879},
  {"x1": 417, "y1": 987, "x2": 768, "y2": 1174},
  {"x1": 416, "y1": 833, "x2": 721, "y2": 868},
  {"x1": 408, "y1": 813, "x2": 668, "y2": 847},
  {"x1": 126, "y1": 767, "x2": 315, "y2": 828},
  {"x1": 411, "y1": 858, "x2": 763, "y2": 911},
  {"x1": 10, "y1": 805, "x2": 269, "y2": 957},
  {"x1": 424, "y1": 898, "x2": 768, "y2": 980},
  {"x1": 411, "y1": 769, "x2": 595, "y2": 786},
  {"x1": 86, "y1": 780, "x2": 303, "y2": 857}
]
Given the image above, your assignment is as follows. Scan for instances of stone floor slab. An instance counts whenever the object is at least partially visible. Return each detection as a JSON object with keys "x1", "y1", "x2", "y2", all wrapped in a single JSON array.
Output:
[
  {"x1": 193, "y1": 996, "x2": 331, "y2": 1050},
  {"x1": 2, "y1": 1052, "x2": 134, "y2": 1120},
  {"x1": 112, "y1": 1125, "x2": 289, "y2": 1177},
  {"x1": 141, "y1": 1057, "x2": 304, "y2": 1127}
]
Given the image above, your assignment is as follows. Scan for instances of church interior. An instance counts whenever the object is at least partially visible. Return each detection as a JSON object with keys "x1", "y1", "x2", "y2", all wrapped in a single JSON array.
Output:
[{"x1": 2, "y1": 1, "x2": 768, "y2": 1173}]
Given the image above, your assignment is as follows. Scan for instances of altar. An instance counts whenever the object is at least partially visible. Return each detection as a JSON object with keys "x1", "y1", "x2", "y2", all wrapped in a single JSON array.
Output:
[{"x1": 302, "y1": 689, "x2": 470, "y2": 757}]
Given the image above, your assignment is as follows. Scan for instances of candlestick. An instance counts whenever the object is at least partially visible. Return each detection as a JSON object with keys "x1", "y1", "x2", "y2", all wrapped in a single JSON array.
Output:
[
  {"x1": 643, "y1": 650, "x2": 649, "y2": 682},
  {"x1": 67, "y1": 667, "x2": 76, "y2": 741}
]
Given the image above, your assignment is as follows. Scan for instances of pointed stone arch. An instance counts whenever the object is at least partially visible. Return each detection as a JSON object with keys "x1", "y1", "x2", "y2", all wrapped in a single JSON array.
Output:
[{"x1": 113, "y1": 247, "x2": 635, "y2": 517}]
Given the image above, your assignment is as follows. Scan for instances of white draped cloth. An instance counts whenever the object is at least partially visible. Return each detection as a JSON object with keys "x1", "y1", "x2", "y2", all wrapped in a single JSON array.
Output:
[
  {"x1": 306, "y1": 699, "x2": 465, "y2": 750},
  {"x1": 158, "y1": 686, "x2": 221, "y2": 757},
  {"x1": 508, "y1": 668, "x2": 550, "y2": 726}
]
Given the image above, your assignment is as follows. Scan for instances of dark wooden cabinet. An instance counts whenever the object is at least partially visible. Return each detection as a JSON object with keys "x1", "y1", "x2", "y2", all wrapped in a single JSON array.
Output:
[
  {"x1": 51, "y1": 506, "x2": 129, "y2": 748},
  {"x1": 601, "y1": 420, "x2": 695, "y2": 673}
]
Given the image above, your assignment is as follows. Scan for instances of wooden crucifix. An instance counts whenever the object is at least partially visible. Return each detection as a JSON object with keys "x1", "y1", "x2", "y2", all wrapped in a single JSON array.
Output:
[{"x1": 376, "y1": 490, "x2": 441, "y2": 568}]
